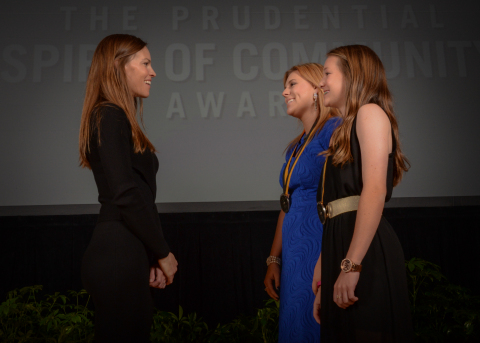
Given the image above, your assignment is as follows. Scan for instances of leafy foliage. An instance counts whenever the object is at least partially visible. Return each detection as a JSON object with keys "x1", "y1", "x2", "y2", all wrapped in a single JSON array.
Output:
[
  {"x1": 150, "y1": 298, "x2": 279, "y2": 343},
  {"x1": 2, "y1": 260, "x2": 479, "y2": 342},
  {"x1": 406, "y1": 257, "x2": 480, "y2": 342},
  {"x1": 0, "y1": 285, "x2": 94, "y2": 342},
  {"x1": 0, "y1": 286, "x2": 278, "y2": 343},
  {"x1": 207, "y1": 299, "x2": 279, "y2": 343},
  {"x1": 150, "y1": 305, "x2": 210, "y2": 342}
]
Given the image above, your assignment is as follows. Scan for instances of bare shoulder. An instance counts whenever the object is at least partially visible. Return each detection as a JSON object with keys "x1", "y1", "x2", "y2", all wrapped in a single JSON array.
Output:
[{"x1": 356, "y1": 104, "x2": 390, "y2": 133}]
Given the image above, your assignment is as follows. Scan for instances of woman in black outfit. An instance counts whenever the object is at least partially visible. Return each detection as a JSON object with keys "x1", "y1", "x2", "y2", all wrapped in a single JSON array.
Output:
[
  {"x1": 79, "y1": 34, "x2": 178, "y2": 342},
  {"x1": 312, "y1": 45, "x2": 413, "y2": 342}
]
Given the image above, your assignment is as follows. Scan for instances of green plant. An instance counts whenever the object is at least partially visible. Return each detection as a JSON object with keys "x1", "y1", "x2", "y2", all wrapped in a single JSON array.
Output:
[
  {"x1": 406, "y1": 257, "x2": 447, "y2": 315},
  {"x1": 255, "y1": 298, "x2": 279, "y2": 343},
  {"x1": 406, "y1": 258, "x2": 480, "y2": 342},
  {"x1": 150, "y1": 306, "x2": 209, "y2": 343},
  {"x1": 0, "y1": 285, "x2": 94, "y2": 343},
  {"x1": 206, "y1": 299, "x2": 279, "y2": 343},
  {"x1": 151, "y1": 299, "x2": 279, "y2": 343},
  {"x1": 7, "y1": 259, "x2": 478, "y2": 343},
  {"x1": 1, "y1": 286, "x2": 279, "y2": 343},
  {"x1": 208, "y1": 315, "x2": 261, "y2": 343}
]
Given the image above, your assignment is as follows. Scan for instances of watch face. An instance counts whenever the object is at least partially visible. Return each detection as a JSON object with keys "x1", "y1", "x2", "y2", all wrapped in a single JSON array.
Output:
[{"x1": 341, "y1": 259, "x2": 352, "y2": 272}]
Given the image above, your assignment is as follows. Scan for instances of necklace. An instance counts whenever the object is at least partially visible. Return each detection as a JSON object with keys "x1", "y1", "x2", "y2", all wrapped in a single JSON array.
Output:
[{"x1": 280, "y1": 117, "x2": 319, "y2": 213}]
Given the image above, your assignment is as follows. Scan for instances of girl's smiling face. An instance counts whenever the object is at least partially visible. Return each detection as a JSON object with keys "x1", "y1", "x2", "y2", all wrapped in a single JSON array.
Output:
[
  {"x1": 319, "y1": 56, "x2": 347, "y2": 115},
  {"x1": 282, "y1": 71, "x2": 317, "y2": 119}
]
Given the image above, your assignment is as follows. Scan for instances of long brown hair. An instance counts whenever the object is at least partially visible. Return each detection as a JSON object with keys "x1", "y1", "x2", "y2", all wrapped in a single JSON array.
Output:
[
  {"x1": 79, "y1": 34, "x2": 155, "y2": 169},
  {"x1": 325, "y1": 45, "x2": 409, "y2": 186},
  {"x1": 283, "y1": 63, "x2": 339, "y2": 152}
]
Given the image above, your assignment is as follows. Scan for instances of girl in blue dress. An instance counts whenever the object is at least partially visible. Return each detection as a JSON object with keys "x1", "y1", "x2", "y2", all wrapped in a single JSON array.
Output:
[{"x1": 264, "y1": 63, "x2": 340, "y2": 343}]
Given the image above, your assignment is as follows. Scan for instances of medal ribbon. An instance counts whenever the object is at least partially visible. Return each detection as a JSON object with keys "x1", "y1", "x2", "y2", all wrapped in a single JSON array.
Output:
[
  {"x1": 282, "y1": 117, "x2": 319, "y2": 197},
  {"x1": 320, "y1": 156, "x2": 328, "y2": 204}
]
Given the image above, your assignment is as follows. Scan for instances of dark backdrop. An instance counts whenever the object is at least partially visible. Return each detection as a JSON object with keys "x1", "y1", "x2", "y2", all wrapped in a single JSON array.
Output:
[{"x1": 1, "y1": 206, "x2": 479, "y2": 327}]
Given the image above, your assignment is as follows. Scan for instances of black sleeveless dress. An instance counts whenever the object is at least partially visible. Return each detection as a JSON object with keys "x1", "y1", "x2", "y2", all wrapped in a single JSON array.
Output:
[{"x1": 318, "y1": 117, "x2": 414, "y2": 342}]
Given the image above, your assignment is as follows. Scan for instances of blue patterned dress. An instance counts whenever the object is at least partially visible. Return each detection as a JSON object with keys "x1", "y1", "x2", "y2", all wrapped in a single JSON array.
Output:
[{"x1": 278, "y1": 117, "x2": 341, "y2": 343}]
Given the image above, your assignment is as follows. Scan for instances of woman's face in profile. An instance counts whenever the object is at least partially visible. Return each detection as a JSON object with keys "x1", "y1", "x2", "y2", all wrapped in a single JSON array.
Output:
[
  {"x1": 282, "y1": 71, "x2": 316, "y2": 119},
  {"x1": 125, "y1": 47, "x2": 156, "y2": 98},
  {"x1": 319, "y1": 56, "x2": 346, "y2": 113}
]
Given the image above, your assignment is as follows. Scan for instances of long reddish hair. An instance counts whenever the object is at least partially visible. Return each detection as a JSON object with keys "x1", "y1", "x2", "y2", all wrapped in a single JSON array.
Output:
[
  {"x1": 325, "y1": 45, "x2": 410, "y2": 186},
  {"x1": 283, "y1": 63, "x2": 339, "y2": 152},
  {"x1": 79, "y1": 34, "x2": 155, "y2": 169}
]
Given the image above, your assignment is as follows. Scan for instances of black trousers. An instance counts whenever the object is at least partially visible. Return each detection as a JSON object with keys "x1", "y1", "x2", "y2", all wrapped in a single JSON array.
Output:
[{"x1": 82, "y1": 220, "x2": 153, "y2": 342}]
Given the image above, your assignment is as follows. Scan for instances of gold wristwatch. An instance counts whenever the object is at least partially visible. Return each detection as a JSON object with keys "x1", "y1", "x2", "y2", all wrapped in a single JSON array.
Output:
[{"x1": 340, "y1": 258, "x2": 362, "y2": 273}]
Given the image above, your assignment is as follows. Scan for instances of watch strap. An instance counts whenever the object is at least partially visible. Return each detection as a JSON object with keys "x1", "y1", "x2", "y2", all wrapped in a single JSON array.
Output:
[{"x1": 341, "y1": 258, "x2": 362, "y2": 273}]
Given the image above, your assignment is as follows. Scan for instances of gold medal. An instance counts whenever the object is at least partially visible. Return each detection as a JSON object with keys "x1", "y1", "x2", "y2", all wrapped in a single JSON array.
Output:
[
  {"x1": 280, "y1": 193, "x2": 290, "y2": 213},
  {"x1": 317, "y1": 202, "x2": 327, "y2": 224}
]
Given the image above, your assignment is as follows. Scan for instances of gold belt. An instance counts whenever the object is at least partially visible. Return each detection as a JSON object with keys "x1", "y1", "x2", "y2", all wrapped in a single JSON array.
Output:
[
  {"x1": 317, "y1": 157, "x2": 360, "y2": 224},
  {"x1": 317, "y1": 195, "x2": 360, "y2": 224},
  {"x1": 327, "y1": 195, "x2": 360, "y2": 218}
]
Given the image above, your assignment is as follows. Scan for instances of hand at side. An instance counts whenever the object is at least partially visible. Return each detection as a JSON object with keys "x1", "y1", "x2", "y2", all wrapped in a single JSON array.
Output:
[
  {"x1": 313, "y1": 286, "x2": 321, "y2": 324},
  {"x1": 333, "y1": 271, "x2": 359, "y2": 309},
  {"x1": 264, "y1": 263, "x2": 280, "y2": 301},
  {"x1": 149, "y1": 265, "x2": 166, "y2": 289}
]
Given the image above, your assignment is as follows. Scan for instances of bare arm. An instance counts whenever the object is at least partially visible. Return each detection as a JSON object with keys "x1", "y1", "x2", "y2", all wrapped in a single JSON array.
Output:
[
  {"x1": 334, "y1": 103, "x2": 392, "y2": 309},
  {"x1": 270, "y1": 210, "x2": 284, "y2": 257},
  {"x1": 312, "y1": 253, "x2": 321, "y2": 293},
  {"x1": 264, "y1": 210, "x2": 285, "y2": 300},
  {"x1": 312, "y1": 252, "x2": 322, "y2": 323},
  {"x1": 347, "y1": 103, "x2": 392, "y2": 264}
]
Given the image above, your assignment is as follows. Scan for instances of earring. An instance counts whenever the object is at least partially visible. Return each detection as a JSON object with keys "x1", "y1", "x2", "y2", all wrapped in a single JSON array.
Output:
[{"x1": 313, "y1": 93, "x2": 318, "y2": 110}]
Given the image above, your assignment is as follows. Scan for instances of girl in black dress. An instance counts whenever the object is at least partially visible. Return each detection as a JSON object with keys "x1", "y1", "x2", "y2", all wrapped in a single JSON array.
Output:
[
  {"x1": 312, "y1": 45, "x2": 414, "y2": 342},
  {"x1": 79, "y1": 34, "x2": 178, "y2": 342}
]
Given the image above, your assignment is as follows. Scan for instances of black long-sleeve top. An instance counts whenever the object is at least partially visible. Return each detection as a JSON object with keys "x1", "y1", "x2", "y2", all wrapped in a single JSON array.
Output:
[{"x1": 87, "y1": 104, "x2": 170, "y2": 260}]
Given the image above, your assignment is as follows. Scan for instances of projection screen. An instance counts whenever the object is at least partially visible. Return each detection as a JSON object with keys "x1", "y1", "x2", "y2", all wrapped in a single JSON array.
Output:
[{"x1": 1, "y1": 0, "x2": 479, "y2": 208}]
